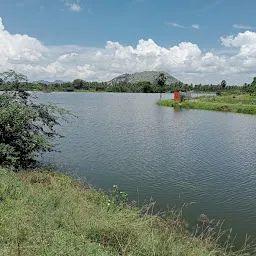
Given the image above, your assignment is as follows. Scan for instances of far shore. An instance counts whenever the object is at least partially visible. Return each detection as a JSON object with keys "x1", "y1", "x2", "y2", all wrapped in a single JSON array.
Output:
[{"x1": 158, "y1": 94, "x2": 256, "y2": 115}]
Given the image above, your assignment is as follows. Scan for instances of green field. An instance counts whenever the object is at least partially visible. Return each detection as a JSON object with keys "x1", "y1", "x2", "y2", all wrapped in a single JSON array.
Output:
[
  {"x1": 158, "y1": 94, "x2": 256, "y2": 115},
  {"x1": 0, "y1": 168, "x2": 251, "y2": 256}
]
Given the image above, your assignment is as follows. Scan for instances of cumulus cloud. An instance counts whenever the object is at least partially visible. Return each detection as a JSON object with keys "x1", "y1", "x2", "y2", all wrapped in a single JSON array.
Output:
[
  {"x1": 1, "y1": 17, "x2": 256, "y2": 84},
  {"x1": 0, "y1": 18, "x2": 47, "y2": 67},
  {"x1": 192, "y1": 24, "x2": 200, "y2": 29},
  {"x1": 221, "y1": 31, "x2": 256, "y2": 47}
]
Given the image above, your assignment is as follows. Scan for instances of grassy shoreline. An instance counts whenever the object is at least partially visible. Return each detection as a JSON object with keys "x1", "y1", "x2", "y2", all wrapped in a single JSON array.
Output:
[
  {"x1": 158, "y1": 94, "x2": 256, "y2": 115},
  {"x1": 1, "y1": 168, "x2": 252, "y2": 256}
]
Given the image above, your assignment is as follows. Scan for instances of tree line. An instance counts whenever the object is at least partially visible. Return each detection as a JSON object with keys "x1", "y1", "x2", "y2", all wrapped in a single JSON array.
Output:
[{"x1": 0, "y1": 71, "x2": 255, "y2": 94}]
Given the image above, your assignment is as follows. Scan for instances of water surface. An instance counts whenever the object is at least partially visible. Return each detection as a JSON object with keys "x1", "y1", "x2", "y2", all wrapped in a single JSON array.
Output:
[{"x1": 39, "y1": 92, "x2": 256, "y2": 243}]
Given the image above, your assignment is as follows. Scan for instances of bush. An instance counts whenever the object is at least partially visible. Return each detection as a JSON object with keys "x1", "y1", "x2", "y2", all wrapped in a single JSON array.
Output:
[{"x1": 0, "y1": 70, "x2": 70, "y2": 169}]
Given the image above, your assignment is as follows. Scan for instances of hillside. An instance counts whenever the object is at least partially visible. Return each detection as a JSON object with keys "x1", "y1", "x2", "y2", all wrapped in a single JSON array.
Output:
[
  {"x1": 110, "y1": 71, "x2": 181, "y2": 85},
  {"x1": 33, "y1": 80, "x2": 64, "y2": 85}
]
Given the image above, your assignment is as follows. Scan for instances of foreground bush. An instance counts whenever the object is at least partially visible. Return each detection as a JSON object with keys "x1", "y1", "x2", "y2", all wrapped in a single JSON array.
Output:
[{"x1": 0, "y1": 70, "x2": 69, "y2": 169}]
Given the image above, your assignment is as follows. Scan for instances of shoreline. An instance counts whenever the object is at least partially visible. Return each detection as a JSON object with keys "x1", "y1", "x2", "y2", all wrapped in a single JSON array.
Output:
[
  {"x1": 0, "y1": 168, "x2": 250, "y2": 256},
  {"x1": 158, "y1": 94, "x2": 256, "y2": 115}
]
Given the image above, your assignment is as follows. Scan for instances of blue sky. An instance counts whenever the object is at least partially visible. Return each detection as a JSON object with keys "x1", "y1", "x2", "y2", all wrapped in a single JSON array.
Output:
[
  {"x1": 0, "y1": 0, "x2": 256, "y2": 84},
  {"x1": 1, "y1": 0, "x2": 255, "y2": 49}
]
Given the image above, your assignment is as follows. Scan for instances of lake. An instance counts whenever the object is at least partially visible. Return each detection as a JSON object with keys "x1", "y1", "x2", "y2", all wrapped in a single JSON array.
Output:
[{"x1": 39, "y1": 92, "x2": 256, "y2": 245}]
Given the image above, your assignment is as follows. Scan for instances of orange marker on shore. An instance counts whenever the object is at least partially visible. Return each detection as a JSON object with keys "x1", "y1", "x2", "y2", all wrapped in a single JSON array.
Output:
[{"x1": 174, "y1": 91, "x2": 181, "y2": 102}]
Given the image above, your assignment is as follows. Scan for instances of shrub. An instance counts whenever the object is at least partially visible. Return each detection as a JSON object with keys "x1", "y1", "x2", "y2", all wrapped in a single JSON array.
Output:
[{"x1": 0, "y1": 70, "x2": 70, "y2": 169}]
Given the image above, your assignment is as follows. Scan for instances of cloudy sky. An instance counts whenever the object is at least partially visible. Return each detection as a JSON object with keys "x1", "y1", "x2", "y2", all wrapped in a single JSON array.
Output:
[{"x1": 0, "y1": 0, "x2": 256, "y2": 84}]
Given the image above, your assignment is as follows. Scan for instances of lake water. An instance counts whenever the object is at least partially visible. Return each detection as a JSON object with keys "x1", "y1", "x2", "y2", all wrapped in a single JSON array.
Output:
[{"x1": 38, "y1": 92, "x2": 256, "y2": 245}]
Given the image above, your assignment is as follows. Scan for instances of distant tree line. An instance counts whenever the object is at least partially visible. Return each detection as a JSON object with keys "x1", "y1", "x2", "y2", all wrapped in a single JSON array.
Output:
[
  {"x1": 0, "y1": 78, "x2": 188, "y2": 93},
  {"x1": 0, "y1": 71, "x2": 255, "y2": 94}
]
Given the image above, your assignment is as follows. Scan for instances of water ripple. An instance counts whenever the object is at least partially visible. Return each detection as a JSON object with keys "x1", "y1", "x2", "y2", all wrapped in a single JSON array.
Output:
[{"x1": 38, "y1": 92, "x2": 256, "y2": 244}]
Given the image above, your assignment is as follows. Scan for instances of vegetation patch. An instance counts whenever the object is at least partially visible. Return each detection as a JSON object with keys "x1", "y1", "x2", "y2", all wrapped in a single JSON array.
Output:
[
  {"x1": 158, "y1": 94, "x2": 256, "y2": 115},
  {"x1": 1, "y1": 168, "x2": 255, "y2": 256},
  {"x1": 0, "y1": 70, "x2": 72, "y2": 169}
]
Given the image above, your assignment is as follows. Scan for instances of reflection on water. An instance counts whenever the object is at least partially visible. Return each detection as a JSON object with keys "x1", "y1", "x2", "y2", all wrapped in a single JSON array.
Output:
[
  {"x1": 173, "y1": 104, "x2": 181, "y2": 111},
  {"x1": 38, "y1": 92, "x2": 256, "y2": 245}
]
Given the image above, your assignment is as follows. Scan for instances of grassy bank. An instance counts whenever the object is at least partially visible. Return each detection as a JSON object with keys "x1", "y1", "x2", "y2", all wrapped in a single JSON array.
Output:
[
  {"x1": 158, "y1": 94, "x2": 256, "y2": 115},
  {"x1": 0, "y1": 169, "x2": 251, "y2": 256}
]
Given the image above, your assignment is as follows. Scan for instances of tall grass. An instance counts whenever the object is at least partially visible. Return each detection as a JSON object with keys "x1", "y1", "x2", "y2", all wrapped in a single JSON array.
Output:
[
  {"x1": 197, "y1": 94, "x2": 256, "y2": 105},
  {"x1": 0, "y1": 169, "x2": 255, "y2": 255}
]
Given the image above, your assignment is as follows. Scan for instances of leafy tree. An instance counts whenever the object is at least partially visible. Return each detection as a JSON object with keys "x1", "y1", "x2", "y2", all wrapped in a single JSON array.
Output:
[
  {"x1": 245, "y1": 77, "x2": 256, "y2": 94},
  {"x1": 251, "y1": 77, "x2": 256, "y2": 87},
  {"x1": 157, "y1": 73, "x2": 167, "y2": 99},
  {"x1": 73, "y1": 79, "x2": 85, "y2": 90},
  {"x1": 0, "y1": 70, "x2": 70, "y2": 169},
  {"x1": 221, "y1": 80, "x2": 227, "y2": 89},
  {"x1": 142, "y1": 82, "x2": 154, "y2": 93}
]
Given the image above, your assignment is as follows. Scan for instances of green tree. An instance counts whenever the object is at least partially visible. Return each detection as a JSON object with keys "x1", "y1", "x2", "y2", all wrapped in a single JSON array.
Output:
[
  {"x1": 142, "y1": 82, "x2": 153, "y2": 93},
  {"x1": 0, "y1": 70, "x2": 70, "y2": 169},
  {"x1": 73, "y1": 79, "x2": 85, "y2": 90},
  {"x1": 245, "y1": 77, "x2": 256, "y2": 94},
  {"x1": 251, "y1": 77, "x2": 256, "y2": 88},
  {"x1": 221, "y1": 80, "x2": 227, "y2": 89},
  {"x1": 157, "y1": 73, "x2": 167, "y2": 99}
]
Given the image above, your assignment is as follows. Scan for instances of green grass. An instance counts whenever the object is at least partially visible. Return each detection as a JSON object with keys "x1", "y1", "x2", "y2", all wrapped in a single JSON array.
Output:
[
  {"x1": 158, "y1": 94, "x2": 256, "y2": 115},
  {"x1": 0, "y1": 169, "x2": 254, "y2": 256},
  {"x1": 197, "y1": 94, "x2": 256, "y2": 105}
]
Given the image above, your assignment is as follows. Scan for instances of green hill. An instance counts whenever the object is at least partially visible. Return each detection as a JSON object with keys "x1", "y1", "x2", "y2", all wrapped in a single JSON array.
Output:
[{"x1": 110, "y1": 71, "x2": 181, "y2": 85}]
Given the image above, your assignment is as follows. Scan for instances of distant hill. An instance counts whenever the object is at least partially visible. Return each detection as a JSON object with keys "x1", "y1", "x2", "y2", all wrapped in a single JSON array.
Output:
[
  {"x1": 33, "y1": 80, "x2": 64, "y2": 85},
  {"x1": 110, "y1": 71, "x2": 181, "y2": 85}
]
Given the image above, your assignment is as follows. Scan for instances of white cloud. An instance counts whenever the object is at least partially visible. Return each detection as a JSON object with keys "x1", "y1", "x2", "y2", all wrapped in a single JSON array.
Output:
[
  {"x1": 233, "y1": 24, "x2": 253, "y2": 29},
  {"x1": 168, "y1": 22, "x2": 184, "y2": 28},
  {"x1": 221, "y1": 31, "x2": 256, "y2": 47},
  {"x1": 192, "y1": 24, "x2": 200, "y2": 29},
  {"x1": 1, "y1": 17, "x2": 256, "y2": 84},
  {"x1": 65, "y1": 2, "x2": 81, "y2": 12},
  {"x1": 0, "y1": 18, "x2": 47, "y2": 67},
  {"x1": 0, "y1": 17, "x2": 5, "y2": 31}
]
